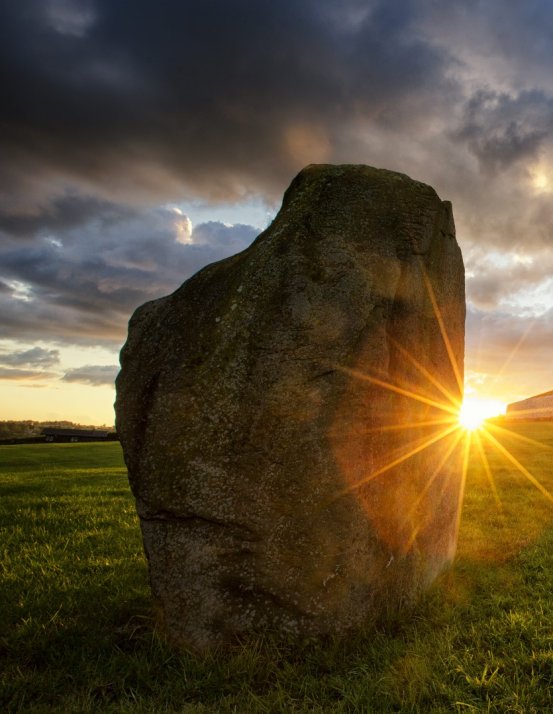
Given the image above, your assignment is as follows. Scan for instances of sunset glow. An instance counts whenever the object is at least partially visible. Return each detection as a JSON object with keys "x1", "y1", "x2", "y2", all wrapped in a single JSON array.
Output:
[
  {"x1": 331, "y1": 249, "x2": 553, "y2": 553},
  {"x1": 1, "y1": 3, "x2": 553, "y2": 434},
  {"x1": 458, "y1": 398, "x2": 507, "y2": 431}
]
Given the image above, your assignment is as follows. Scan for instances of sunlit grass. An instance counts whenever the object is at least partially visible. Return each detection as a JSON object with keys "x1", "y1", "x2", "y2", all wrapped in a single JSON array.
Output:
[
  {"x1": 460, "y1": 419, "x2": 553, "y2": 562},
  {"x1": 1, "y1": 435, "x2": 553, "y2": 712},
  {"x1": 2, "y1": 260, "x2": 551, "y2": 711}
]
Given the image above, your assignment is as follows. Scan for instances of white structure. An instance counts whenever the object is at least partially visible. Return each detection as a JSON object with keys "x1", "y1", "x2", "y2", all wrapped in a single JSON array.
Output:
[{"x1": 507, "y1": 389, "x2": 553, "y2": 420}]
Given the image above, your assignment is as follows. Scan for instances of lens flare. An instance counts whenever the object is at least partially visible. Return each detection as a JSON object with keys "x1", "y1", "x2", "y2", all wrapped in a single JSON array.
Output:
[
  {"x1": 329, "y1": 259, "x2": 553, "y2": 561},
  {"x1": 458, "y1": 398, "x2": 506, "y2": 431}
]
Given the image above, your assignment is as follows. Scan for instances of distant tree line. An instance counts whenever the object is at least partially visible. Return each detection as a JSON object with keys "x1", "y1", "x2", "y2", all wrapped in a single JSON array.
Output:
[{"x1": 0, "y1": 420, "x2": 115, "y2": 440}]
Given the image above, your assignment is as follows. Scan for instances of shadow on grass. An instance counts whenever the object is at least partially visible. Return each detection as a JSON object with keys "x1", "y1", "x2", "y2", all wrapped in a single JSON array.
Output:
[
  {"x1": 6, "y1": 530, "x2": 553, "y2": 713},
  {"x1": 2, "y1": 434, "x2": 553, "y2": 712}
]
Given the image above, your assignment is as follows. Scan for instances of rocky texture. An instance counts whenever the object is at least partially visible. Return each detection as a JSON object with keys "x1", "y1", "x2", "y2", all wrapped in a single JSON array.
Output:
[{"x1": 116, "y1": 164, "x2": 465, "y2": 652}]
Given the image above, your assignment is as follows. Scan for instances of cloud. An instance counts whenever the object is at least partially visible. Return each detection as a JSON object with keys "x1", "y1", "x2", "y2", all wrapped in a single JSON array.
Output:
[
  {"x1": 62, "y1": 364, "x2": 119, "y2": 386},
  {"x1": 1, "y1": 0, "x2": 553, "y2": 401},
  {"x1": 0, "y1": 204, "x2": 258, "y2": 346},
  {"x1": 190, "y1": 222, "x2": 258, "y2": 249},
  {"x1": 0, "y1": 366, "x2": 57, "y2": 381},
  {"x1": 464, "y1": 247, "x2": 553, "y2": 311},
  {"x1": 0, "y1": 194, "x2": 134, "y2": 240},
  {"x1": 0, "y1": 0, "x2": 455, "y2": 211},
  {"x1": 0, "y1": 346, "x2": 60, "y2": 368},
  {"x1": 467, "y1": 306, "x2": 553, "y2": 355},
  {"x1": 463, "y1": 305, "x2": 553, "y2": 403},
  {"x1": 2, "y1": 0, "x2": 552, "y2": 225},
  {"x1": 418, "y1": 0, "x2": 553, "y2": 92},
  {"x1": 455, "y1": 89, "x2": 553, "y2": 173},
  {"x1": 44, "y1": 0, "x2": 96, "y2": 38}
]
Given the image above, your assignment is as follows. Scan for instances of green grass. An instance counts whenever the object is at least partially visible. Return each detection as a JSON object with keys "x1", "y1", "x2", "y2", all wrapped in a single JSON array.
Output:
[{"x1": 1, "y1": 427, "x2": 553, "y2": 713}]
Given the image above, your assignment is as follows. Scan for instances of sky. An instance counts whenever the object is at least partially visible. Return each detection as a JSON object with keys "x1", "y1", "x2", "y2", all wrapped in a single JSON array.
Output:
[{"x1": 1, "y1": 0, "x2": 553, "y2": 425}]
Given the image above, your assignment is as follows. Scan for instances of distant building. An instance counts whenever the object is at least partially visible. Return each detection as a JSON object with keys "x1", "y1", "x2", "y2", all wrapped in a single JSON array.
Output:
[
  {"x1": 506, "y1": 389, "x2": 553, "y2": 420},
  {"x1": 41, "y1": 428, "x2": 116, "y2": 443}
]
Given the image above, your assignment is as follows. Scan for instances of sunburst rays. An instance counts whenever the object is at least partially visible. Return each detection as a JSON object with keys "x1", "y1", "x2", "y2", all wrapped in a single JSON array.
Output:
[
  {"x1": 472, "y1": 429, "x2": 502, "y2": 509},
  {"x1": 480, "y1": 427, "x2": 553, "y2": 506},
  {"x1": 333, "y1": 422, "x2": 460, "y2": 500},
  {"x1": 329, "y1": 259, "x2": 553, "y2": 556},
  {"x1": 419, "y1": 264, "x2": 464, "y2": 397}
]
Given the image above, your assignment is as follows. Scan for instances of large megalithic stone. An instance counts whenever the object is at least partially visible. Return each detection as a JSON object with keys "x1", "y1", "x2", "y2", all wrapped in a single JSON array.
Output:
[{"x1": 116, "y1": 164, "x2": 466, "y2": 652}]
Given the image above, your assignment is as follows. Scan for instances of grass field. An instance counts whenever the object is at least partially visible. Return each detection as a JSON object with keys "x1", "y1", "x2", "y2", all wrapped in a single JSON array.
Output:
[{"x1": 1, "y1": 423, "x2": 553, "y2": 713}]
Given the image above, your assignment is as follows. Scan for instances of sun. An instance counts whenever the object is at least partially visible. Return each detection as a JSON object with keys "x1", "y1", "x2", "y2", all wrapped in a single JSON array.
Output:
[{"x1": 458, "y1": 398, "x2": 506, "y2": 431}]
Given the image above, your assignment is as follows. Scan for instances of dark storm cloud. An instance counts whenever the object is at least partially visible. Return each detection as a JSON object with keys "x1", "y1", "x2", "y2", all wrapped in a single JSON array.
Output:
[
  {"x1": 62, "y1": 364, "x2": 119, "y2": 386},
  {"x1": 0, "y1": 207, "x2": 257, "y2": 345},
  {"x1": 3, "y1": 0, "x2": 553, "y2": 218},
  {"x1": 2, "y1": 0, "x2": 553, "y2": 390},
  {"x1": 0, "y1": 195, "x2": 134, "y2": 240},
  {"x1": 420, "y1": 0, "x2": 553, "y2": 88},
  {"x1": 0, "y1": 0, "x2": 453, "y2": 211},
  {"x1": 455, "y1": 90, "x2": 553, "y2": 172}
]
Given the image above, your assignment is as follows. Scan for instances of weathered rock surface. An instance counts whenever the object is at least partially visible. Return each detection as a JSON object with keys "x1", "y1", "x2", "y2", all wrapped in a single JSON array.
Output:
[{"x1": 116, "y1": 164, "x2": 465, "y2": 652}]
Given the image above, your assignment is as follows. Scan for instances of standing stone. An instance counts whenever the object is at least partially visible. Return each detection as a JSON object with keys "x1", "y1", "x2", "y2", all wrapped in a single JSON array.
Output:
[{"x1": 116, "y1": 164, "x2": 465, "y2": 652}]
